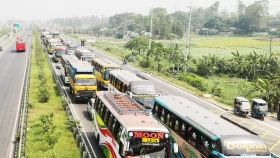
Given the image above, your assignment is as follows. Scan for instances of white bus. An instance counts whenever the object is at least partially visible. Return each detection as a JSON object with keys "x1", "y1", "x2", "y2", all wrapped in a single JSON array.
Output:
[
  {"x1": 152, "y1": 95, "x2": 274, "y2": 158},
  {"x1": 108, "y1": 69, "x2": 159, "y2": 110},
  {"x1": 87, "y1": 91, "x2": 177, "y2": 158}
]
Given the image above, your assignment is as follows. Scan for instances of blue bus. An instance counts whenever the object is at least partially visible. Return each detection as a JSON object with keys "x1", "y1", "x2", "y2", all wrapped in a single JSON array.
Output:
[{"x1": 152, "y1": 95, "x2": 274, "y2": 158}]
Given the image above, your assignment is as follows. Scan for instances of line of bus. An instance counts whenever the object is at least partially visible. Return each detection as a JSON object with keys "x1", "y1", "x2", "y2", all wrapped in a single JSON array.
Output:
[
  {"x1": 87, "y1": 91, "x2": 178, "y2": 158},
  {"x1": 108, "y1": 69, "x2": 159, "y2": 110},
  {"x1": 61, "y1": 55, "x2": 78, "y2": 84},
  {"x1": 152, "y1": 95, "x2": 274, "y2": 158},
  {"x1": 92, "y1": 58, "x2": 120, "y2": 89}
]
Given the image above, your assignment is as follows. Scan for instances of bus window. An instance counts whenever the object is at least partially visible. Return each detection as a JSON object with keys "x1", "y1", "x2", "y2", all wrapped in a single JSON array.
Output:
[
  {"x1": 108, "y1": 114, "x2": 113, "y2": 130},
  {"x1": 101, "y1": 106, "x2": 107, "y2": 119},
  {"x1": 166, "y1": 112, "x2": 173, "y2": 127},
  {"x1": 180, "y1": 123, "x2": 187, "y2": 138},
  {"x1": 188, "y1": 128, "x2": 198, "y2": 147},
  {"x1": 117, "y1": 125, "x2": 123, "y2": 144},
  {"x1": 104, "y1": 109, "x2": 110, "y2": 125},
  {"x1": 111, "y1": 118, "x2": 117, "y2": 138},
  {"x1": 173, "y1": 117, "x2": 180, "y2": 133},
  {"x1": 120, "y1": 82, "x2": 124, "y2": 92},
  {"x1": 113, "y1": 121, "x2": 120, "y2": 138},
  {"x1": 94, "y1": 97, "x2": 101, "y2": 111},
  {"x1": 123, "y1": 84, "x2": 127, "y2": 92},
  {"x1": 160, "y1": 108, "x2": 166, "y2": 122},
  {"x1": 153, "y1": 103, "x2": 159, "y2": 117}
]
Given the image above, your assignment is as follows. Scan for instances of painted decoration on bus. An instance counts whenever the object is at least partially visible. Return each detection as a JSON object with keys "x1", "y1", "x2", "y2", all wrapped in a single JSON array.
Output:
[
  {"x1": 222, "y1": 135, "x2": 270, "y2": 156},
  {"x1": 130, "y1": 81, "x2": 158, "y2": 95},
  {"x1": 130, "y1": 132, "x2": 167, "y2": 146},
  {"x1": 171, "y1": 131, "x2": 202, "y2": 158}
]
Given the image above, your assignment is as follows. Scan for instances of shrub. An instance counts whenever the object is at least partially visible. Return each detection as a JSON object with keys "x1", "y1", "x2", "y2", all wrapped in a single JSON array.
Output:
[
  {"x1": 191, "y1": 76, "x2": 206, "y2": 91},
  {"x1": 139, "y1": 58, "x2": 151, "y2": 68},
  {"x1": 38, "y1": 86, "x2": 50, "y2": 103}
]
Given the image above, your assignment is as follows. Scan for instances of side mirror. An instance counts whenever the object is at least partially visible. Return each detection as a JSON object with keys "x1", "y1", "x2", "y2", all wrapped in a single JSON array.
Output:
[{"x1": 173, "y1": 143, "x2": 178, "y2": 154}]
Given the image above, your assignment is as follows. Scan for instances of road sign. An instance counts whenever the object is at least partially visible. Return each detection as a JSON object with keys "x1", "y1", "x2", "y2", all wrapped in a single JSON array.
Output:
[{"x1": 13, "y1": 24, "x2": 20, "y2": 28}]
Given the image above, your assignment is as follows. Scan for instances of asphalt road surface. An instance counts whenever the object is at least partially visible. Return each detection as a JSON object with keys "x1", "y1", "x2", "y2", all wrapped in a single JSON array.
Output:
[
  {"x1": 60, "y1": 34, "x2": 280, "y2": 156},
  {"x1": 0, "y1": 31, "x2": 31, "y2": 158}
]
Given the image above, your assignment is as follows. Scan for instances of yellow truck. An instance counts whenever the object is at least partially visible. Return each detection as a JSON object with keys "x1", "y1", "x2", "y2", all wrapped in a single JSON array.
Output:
[
  {"x1": 67, "y1": 60, "x2": 97, "y2": 102},
  {"x1": 47, "y1": 38, "x2": 59, "y2": 54}
]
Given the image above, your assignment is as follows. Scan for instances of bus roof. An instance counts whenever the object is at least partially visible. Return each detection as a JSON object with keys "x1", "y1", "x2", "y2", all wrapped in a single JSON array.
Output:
[
  {"x1": 68, "y1": 60, "x2": 93, "y2": 72},
  {"x1": 93, "y1": 58, "x2": 120, "y2": 68},
  {"x1": 97, "y1": 91, "x2": 168, "y2": 132},
  {"x1": 110, "y1": 70, "x2": 145, "y2": 85},
  {"x1": 76, "y1": 48, "x2": 91, "y2": 53},
  {"x1": 61, "y1": 55, "x2": 78, "y2": 65},
  {"x1": 155, "y1": 95, "x2": 251, "y2": 140},
  {"x1": 55, "y1": 46, "x2": 66, "y2": 50}
]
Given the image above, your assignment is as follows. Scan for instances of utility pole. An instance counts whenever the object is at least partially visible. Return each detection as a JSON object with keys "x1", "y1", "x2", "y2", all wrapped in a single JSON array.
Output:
[
  {"x1": 123, "y1": 12, "x2": 127, "y2": 41},
  {"x1": 91, "y1": 15, "x2": 94, "y2": 36},
  {"x1": 101, "y1": 15, "x2": 104, "y2": 42},
  {"x1": 186, "y1": 3, "x2": 192, "y2": 59},
  {"x1": 148, "y1": 7, "x2": 153, "y2": 50},
  {"x1": 270, "y1": 36, "x2": 272, "y2": 54},
  {"x1": 72, "y1": 17, "x2": 74, "y2": 35}
]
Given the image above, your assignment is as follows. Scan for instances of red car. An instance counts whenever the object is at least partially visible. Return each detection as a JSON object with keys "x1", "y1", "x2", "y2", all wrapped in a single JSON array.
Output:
[{"x1": 16, "y1": 38, "x2": 26, "y2": 52}]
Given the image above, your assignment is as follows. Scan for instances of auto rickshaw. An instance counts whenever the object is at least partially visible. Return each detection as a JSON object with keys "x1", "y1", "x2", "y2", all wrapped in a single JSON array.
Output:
[
  {"x1": 277, "y1": 102, "x2": 280, "y2": 120},
  {"x1": 233, "y1": 97, "x2": 250, "y2": 117},
  {"x1": 251, "y1": 99, "x2": 268, "y2": 121}
]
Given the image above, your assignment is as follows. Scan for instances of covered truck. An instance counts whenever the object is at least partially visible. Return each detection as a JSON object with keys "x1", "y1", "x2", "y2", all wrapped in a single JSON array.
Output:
[
  {"x1": 75, "y1": 48, "x2": 95, "y2": 63},
  {"x1": 67, "y1": 60, "x2": 97, "y2": 102}
]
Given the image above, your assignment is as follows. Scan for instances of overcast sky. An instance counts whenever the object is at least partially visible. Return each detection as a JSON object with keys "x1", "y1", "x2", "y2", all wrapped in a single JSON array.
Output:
[{"x1": 0, "y1": 0, "x2": 279, "y2": 21}]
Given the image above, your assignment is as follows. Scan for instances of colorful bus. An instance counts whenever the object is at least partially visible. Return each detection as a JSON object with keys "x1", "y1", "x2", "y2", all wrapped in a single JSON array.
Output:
[
  {"x1": 152, "y1": 95, "x2": 273, "y2": 158},
  {"x1": 16, "y1": 38, "x2": 26, "y2": 52},
  {"x1": 108, "y1": 69, "x2": 159, "y2": 110},
  {"x1": 92, "y1": 58, "x2": 120, "y2": 89},
  {"x1": 88, "y1": 91, "x2": 178, "y2": 158}
]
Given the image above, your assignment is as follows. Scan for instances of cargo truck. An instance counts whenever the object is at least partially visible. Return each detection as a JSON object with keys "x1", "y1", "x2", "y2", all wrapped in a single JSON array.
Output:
[
  {"x1": 75, "y1": 48, "x2": 95, "y2": 63},
  {"x1": 67, "y1": 60, "x2": 97, "y2": 102},
  {"x1": 61, "y1": 55, "x2": 78, "y2": 84},
  {"x1": 53, "y1": 45, "x2": 67, "y2": 62}
]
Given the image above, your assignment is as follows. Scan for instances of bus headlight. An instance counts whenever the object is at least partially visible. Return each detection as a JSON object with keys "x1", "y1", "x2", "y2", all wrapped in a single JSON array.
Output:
[
  {"x1": 128, "y1": 132, "x2": 133, "y2": 137},
  {"x1": 165, "y1": 133, "x2": 169, "y2": 138}
]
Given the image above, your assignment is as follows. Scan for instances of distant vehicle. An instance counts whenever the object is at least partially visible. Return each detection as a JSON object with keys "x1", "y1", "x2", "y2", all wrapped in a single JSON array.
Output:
[
  {"x1": 67, "y1": 60, "x2": 97, "y2": 102},
  {"x1": 53, "y1": 46, "x2": 67, "y2": 62},
  {"x1": 28, "y1": 33, "x2": 31, "y2": 36},
  {"x1": 75, "y1": 48, "x2": 95, "y2": 63},
  {"x1": 152, "y1": 95, "x2": 273, "y2": 158},
  {"x1": 47, "y1": 38, "x2": 59, "y2": 54},
  {"x1": 87, "y1": 91, "x2": 174, "y2": 157},
  {"x1": 66, "y1": 43, "x2": 77, "y2": 55},
  {"x1": 251, "y1": 98, "x2": 268, "y2": 121},
  {"x1": 60, "y1": 55, "x2": 78, "y2": 84},
  {"x1": 108, "y1": 69, "x2": 159, "y2": 110},
  {"x1": 233, "y1": 97, "x2": 250, "y2": 117},
  {"x1": 92, "y1": 58, "x2": 120, "y2": 89},
  {"x1": 16, "y1": 38, "x2": 26, "y2": 52}
]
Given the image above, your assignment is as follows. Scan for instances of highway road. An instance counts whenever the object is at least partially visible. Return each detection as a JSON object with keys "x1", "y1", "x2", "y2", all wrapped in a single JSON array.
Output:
[
  {"x1": 0, "y1": 31, "x2": 31, "y2": 158},
  {"x1": 59, "y1": 34, "x2": 280, "y2": 156}
]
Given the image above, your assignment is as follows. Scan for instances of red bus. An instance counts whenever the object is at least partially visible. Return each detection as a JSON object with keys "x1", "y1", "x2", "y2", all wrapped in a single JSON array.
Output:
[{"x1": 16, "y1": 38, "x2": 26, "y2": 52}]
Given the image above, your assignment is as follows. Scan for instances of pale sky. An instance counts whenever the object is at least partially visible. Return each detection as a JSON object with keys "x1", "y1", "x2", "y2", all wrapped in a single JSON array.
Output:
[{"x1": 0, "y1": 0, "x2": 279, "y2": 21}]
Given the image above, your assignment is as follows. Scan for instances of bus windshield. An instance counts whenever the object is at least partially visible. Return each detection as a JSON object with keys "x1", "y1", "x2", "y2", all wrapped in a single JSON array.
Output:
[
  {"x1": 134, "y1": 97, "x2": 155, "y2": 110},
  {"x1": 221, "y1": 135, "x2": 270, "y2": 156},
  {"x1": 76, "y1": 79, "x2": 96, "y2": 86},
  {"x1": 55, "y1": 50, "x2": 66, "y2": 57},
  {"x1": 127, "y1": 132, "x2": 168, "y2": 157},
  {"x1": 130, "y1": 81, "x2": 158, "y2": 95}
]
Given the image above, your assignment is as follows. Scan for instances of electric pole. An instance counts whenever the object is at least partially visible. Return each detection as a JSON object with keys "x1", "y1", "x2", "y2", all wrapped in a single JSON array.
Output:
[
  {"x1": 186, "y1": 3, "x2": 192, "y2": 59},
  {"x1": 148, "y1": 7, "x2": 153, "y2": 50},
  {"x1": 101, "y1": 15, "x2": 104, "y2": 42},
  {"x1": 270, "y1": 36, "x2": 272, "y2": 54},
  {"x1": 72, "y1": 17, "x2": 74, "y2": 35},
  {"x1": 91, "y1": 15, "x2": 94, "y2": 36}
]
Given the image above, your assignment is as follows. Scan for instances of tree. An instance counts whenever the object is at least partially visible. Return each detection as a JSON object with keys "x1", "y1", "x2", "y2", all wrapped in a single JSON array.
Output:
[
  {"x1": 151, "y1": 8, "x2": 172, "y2": 39},
  {"x1": 124, "y1": 36, "x2": 149, "y2": 55},
  {"x1": 149, "y1": 42, "x2": 166, "y2": 72}
]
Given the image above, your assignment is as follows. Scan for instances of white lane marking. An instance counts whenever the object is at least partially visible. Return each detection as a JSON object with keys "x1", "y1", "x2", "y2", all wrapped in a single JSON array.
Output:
[
  {"x1": 9, "y1": 32, "x2": 31, "y2": 158},
  {"x1": 255, "y1": 119, "x2": 280, "y2": 132},
  {"x1": 49, "y1": 52, "x2": 97, "y2": 158}
]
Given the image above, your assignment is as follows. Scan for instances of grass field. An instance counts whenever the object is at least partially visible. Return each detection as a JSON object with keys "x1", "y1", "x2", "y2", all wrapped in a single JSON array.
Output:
[
  {"x1": 70, "y1": 34, "x2": 274, "y2": 108},
  {"x1": 26, "y1": 32, "x2": 80, "y2": 157}
]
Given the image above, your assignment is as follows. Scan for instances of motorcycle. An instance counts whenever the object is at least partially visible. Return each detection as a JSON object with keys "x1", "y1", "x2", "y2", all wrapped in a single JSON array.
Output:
[{"x1": 277, "y1": 102, "x2": 280, "y2": 120}]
